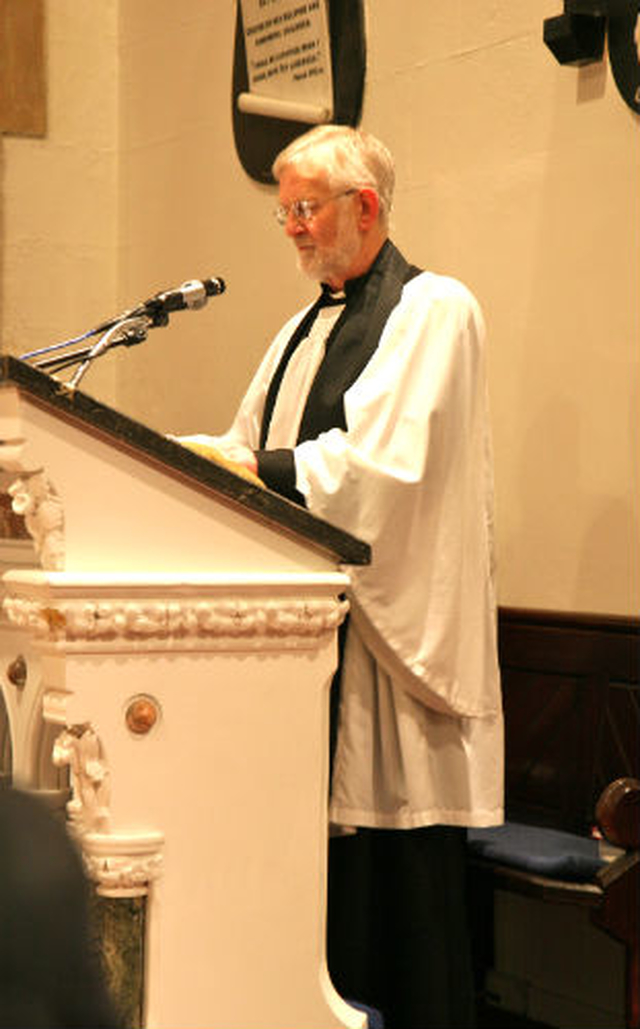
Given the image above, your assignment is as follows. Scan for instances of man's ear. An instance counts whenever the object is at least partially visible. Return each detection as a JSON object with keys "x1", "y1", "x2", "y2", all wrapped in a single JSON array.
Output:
[{"x1": 357, "y1": 188, "x2": 380, "y2": 230}]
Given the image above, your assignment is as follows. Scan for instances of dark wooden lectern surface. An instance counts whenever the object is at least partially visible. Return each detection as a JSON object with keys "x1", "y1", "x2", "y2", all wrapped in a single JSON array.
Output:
[{"x1": 0, "y1": 355, "x2": 371, "y2": 568}]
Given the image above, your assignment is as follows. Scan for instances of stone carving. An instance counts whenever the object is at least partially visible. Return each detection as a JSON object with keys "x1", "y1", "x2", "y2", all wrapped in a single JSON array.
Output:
[
  {"x1": 52, "y1": 724, "x2": 110, "y2": 835},
  {"x1": 51, "y1": 723, "x2": 164, "y2": 896},
  {"x1": 82, "y1": 840, "x2": 164, "y2": 897},
  {"x1": 4, "y1": 594, "x2": 349, "y2": 651},
  {"x1": 8, "y1": 472, "x2": 64, "y2": 570}
]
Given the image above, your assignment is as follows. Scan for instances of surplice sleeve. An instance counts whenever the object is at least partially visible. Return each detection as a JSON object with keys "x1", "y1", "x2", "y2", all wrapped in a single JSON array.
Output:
[{"x1": 293, "y1": 272, "x2": 501, "y2": 719}]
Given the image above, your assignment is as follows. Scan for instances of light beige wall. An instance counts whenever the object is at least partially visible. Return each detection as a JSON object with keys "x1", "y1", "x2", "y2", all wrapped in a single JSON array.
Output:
[
  {"x1": 1, "y1": 1, "x2": 120, "y2": 400},
  {"x1": 363, "y1": 2, "x2": 639, "y2": 617},
  {"x1": 1, "y1": 0, "x2": 638, "y2": 616},
  {"x1": 114, "y1": 0, "x2": 314, "y2": 435}
]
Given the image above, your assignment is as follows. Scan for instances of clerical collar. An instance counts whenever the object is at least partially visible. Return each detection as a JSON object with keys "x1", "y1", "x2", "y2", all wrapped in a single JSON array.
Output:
[{"x1": 319, "y1": 284, "x2": 347, "y2": 306}]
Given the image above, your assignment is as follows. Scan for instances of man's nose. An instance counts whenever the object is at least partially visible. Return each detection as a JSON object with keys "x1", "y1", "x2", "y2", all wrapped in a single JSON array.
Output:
[{"x1": 285, "y1": 214, "x2": 306, "y2": 237}]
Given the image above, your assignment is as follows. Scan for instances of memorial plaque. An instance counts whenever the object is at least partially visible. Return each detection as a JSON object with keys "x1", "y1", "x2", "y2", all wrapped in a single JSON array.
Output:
[{"x1": 232, "y1": 0, "x2": 365, "y2": 183}]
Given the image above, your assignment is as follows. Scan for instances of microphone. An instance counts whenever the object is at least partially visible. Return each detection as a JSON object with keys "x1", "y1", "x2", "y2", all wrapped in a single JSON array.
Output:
[
  {"x1": 143, "y1": 277, "x2": 226, "y2": 316},
  {"x1": 20, "y1": 276, "x2": 227, "y2": 380}
]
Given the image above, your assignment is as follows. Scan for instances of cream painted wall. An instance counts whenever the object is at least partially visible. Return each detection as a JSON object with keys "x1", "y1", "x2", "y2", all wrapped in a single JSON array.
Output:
[
  {"x1": 1, "y1": 0, "x2": 638, "y2": 615},
  {"x1": 113, "y1": 0, "x2": 316, "y2": 437},
  {"x1": 1, "y1": 1, "x2": 120, "y2": 401}
]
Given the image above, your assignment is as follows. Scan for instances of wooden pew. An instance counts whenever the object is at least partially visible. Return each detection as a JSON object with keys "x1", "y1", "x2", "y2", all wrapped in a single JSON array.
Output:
[{"x1": 468, "y1": 608, "x2": 639, "y2": 1029}]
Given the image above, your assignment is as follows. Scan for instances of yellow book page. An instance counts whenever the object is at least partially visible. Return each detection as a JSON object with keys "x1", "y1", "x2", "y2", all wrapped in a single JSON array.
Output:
[{"x1": 179, "y1": 439, "x2": 265, "y2": 488}]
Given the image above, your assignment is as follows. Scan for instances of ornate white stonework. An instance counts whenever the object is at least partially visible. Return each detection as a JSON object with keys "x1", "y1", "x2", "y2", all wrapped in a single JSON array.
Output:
[
  {"x1": 3, "y1": 592, "x2": 349, "y2": 652},
  {"x1": 82, "y1": 830, "x2": 165, "y2": 898},
  {"x1": 7, "y1": 472, "x2": 65, "y2": 571},
  {"x1": 52, "y1": 724, "x2": 110, "y2": 835},
  {"x1": 42, "y1": 688, "x2": 72, "y2": 726},
  {"x1": 51, "y1": 722, "x2": 164, "y2": 896},
  {"x1": 0, "y1": 378, "x2": 362, "y2": 1027}
]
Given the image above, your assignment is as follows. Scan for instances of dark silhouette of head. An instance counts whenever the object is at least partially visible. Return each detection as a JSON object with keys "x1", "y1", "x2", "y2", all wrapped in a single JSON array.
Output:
[{"x1": 0, "y1": 788, "x2": 120, "y2": 1028}]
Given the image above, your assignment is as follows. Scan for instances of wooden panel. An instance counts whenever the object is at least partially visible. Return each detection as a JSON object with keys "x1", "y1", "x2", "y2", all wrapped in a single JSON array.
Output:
[
  {"x1": 0, "y1": 0, "x2": 46, "y2": 136},
  {"x1": 498, "y1": 609, "x2": 640, "y2": 835}
]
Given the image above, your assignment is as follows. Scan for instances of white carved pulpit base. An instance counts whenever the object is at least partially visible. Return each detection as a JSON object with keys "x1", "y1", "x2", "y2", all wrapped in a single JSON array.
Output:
[{"x1": 2, "y1": 569, "x2": 364, "y2": 1029}]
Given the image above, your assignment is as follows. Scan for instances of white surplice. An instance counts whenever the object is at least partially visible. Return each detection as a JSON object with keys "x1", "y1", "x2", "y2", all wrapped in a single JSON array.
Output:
[{"x1": 212, "y1": 270, "x2": 504, "y2": 829}]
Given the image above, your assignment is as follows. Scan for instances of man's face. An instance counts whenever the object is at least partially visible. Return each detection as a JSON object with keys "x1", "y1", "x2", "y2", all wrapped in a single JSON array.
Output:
[{"x1": 277, "y1": 167, "x2": 363, "y2": 288}]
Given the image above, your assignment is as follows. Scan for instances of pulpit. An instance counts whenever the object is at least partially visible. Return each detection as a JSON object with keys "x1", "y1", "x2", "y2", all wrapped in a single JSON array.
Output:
[{"x1": 0, "y1": 356, "x2": 370, "y2": 1029}]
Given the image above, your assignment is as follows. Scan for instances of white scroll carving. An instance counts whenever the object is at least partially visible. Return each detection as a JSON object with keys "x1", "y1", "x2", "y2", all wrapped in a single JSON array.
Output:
[{"x1": 8, "y1": 472, "x2": 64, "y2": 570}]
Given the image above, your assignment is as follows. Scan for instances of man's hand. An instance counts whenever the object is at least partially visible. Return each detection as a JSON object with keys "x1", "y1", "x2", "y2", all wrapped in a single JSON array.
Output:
[{"x1": 171, "y1": 434, "x2": 260, "y2": 481}]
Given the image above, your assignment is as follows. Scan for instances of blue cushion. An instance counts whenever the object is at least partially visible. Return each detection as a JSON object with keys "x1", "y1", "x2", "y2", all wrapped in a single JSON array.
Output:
[
  {"x1": 467, "y1": 822, "x2": 605, "y2": 882},
  {"x1": 348, "y1": 1000, "x2": 385, "y2": 1028}
]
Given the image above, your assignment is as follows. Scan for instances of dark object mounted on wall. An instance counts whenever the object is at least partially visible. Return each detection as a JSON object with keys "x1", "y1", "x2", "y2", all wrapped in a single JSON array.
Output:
[
  {"x1": 543, "y1": 7, "x2": 607, "y2": 66},
  {"x1": 232, "y1": 0, "x2": 366, "y2": 184},
  {"x1": 543, "y1": 0, "x2": 640, "y2": 113}
]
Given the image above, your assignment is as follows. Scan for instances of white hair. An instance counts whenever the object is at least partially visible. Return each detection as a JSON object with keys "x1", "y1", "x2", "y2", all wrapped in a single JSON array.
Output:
[{"x1": 272, "y1": 125, "x2": 395, "y2": 228}]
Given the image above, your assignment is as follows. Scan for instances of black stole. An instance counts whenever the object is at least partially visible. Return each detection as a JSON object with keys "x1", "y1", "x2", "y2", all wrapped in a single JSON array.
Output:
[{"x1": 259, "y1": 240, "x2": 422, "y2": 447}]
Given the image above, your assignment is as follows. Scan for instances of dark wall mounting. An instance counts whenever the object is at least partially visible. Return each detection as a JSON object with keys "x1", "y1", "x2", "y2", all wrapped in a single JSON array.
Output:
[
  {"x1": 543, "y1": 0, "x2": 640, "y2": 114},
  {"x1": 543, "y1": 9, "x2": 607, "y2": 66}
]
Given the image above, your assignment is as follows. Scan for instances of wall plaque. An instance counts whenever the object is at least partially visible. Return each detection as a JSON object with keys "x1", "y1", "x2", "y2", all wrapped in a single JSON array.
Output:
[
  {"x1": 608, "y1": 0, "x2": 640, "y2": 114},
  {"x1": 0, "y1": 0, "x2": 46, "y2": 136},
  {"x1": 232, "y1": 0, "x2": 365, "y2": 183},
  {"x1": 238, "y1": 0, "x2": 334, "y2": 123}
]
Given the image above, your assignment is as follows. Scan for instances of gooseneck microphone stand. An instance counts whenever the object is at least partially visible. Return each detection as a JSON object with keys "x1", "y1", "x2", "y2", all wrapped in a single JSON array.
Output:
[{"x1": 19, "y1": 278, "x2": 225, "y2": 391}]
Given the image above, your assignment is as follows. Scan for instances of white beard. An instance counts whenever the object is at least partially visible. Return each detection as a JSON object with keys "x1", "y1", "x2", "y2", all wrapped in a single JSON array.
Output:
[{"x1": 295, "y1": 207, "x2": 363, "y2": 286}]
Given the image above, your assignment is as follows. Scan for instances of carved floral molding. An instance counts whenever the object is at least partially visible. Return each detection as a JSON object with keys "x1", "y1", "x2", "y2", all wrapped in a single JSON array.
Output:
[
  {"x1": 7, "y1": 472, "x2": 64, "y2": 570},
  {"x1": 3, "y1": 592, "x2": 349, "y2": 651},
  {"x1": 82, "y1": 831, "x2": 165, "y2": 898}
]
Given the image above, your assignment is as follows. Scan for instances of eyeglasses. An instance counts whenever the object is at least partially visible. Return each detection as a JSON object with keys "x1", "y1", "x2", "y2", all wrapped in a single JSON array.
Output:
[{"x1": 274, "y1": 189, "x2": 357, "y2": 226}]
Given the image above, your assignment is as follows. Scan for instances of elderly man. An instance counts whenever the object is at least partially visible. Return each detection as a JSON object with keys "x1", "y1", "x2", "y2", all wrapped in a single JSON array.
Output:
[{"x1": 182, "y1": 125, "x2": 503, "y2": 1028}]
